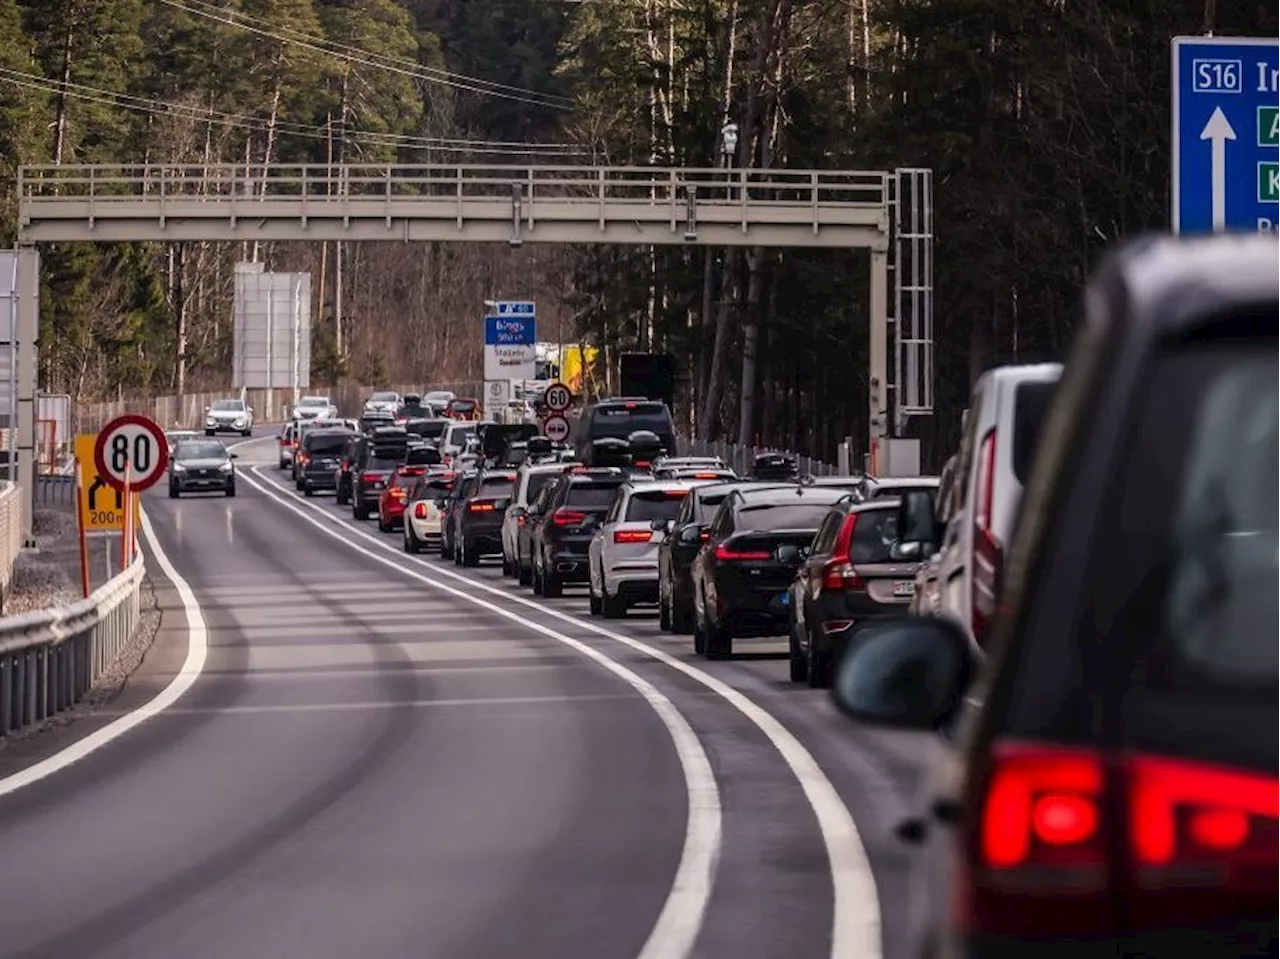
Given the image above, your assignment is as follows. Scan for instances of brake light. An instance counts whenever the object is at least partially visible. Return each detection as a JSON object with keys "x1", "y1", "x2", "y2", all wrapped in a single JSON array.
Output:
[
  {"x1": 552, "y1": 508, "x2": 586, "y2": 527},
  {"x1": 664, "y1": 489, "x2": 690, "y2": 498},
  {"x1": 389, "y1": 488, "x2": 407, "y2": 501},
  {"x1": 614, "y1": 529, "x2": 652, "y2": 544},
  {"x1": 693, "y1": 472, "x2": 720, "y2": 479},
  {"x1": 821, "y1": 513, "x2": 864, "y2": 591},
  {"x1": 714, "y1": 544, "x2": 772, "y2": 562},
  {"x1": 469, "y1": 499, "x2": 496, "y2": 513},
  {"x1": 635, "y1": 460, "x2": 651, "y2": 469},
  {"x1": 517, "y1": 514, "x2": 527, "y2": 526},
  {"x1": 362, "y1": 473, "x2": 384, "y2": 484},
  {"x1": 971, "y1": 428, "x2": 1001, "y2": 645},
  {"x1": 413, "y1": 502, "x2": 429, "y2": 519},
  {"x1": 699, "y1": 529, "x2": 710, "y2": 542},
  {"x1": 961, "y1": 741, "x2": 1279, "y2": 940}
]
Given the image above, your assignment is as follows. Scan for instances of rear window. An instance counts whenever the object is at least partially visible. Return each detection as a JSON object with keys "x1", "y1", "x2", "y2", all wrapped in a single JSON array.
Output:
[
  {"x1": 626, "y1": 489, "x2": 690, "y2": 522},
  {"x1": 408, "y1": 420, "x2": 447, "y2": 438},
  {"x1": 850, "y1": 509, "x2": 898, "y2": 563},
  {"x1": 589, "y1": 403, "x2": 674, "y2": 439},
  {"x1": 480, "y1": 475, "x2": 516, "y2": 495},
  {"x1": 1011, "y1": 380, "x2": 1057, "y2": 483},
  {"x1": 368, "y1": 456, "x2": 399, "y2": 472},
  {"x1": 304, "y1": 434, "x2": 346, "y2": 455},
  {"x1": 868, "y1": 484, "x2": 935, "y2": 502},
  {"x1": 566, "y1": 481, "x2": 623, "y2": 508},
  {"x1": 736, "y1": 502, "x2": 835, "y2": 531},
  {"x1": 446, "y1": 425, "x2": 476, "y2": 445},
  {"x1": 405, "y1": 446, "x2": 441, "y2": 466}
]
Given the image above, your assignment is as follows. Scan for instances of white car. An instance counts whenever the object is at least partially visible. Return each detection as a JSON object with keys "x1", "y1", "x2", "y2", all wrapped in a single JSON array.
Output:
[
  {"x1": 363, "y1": 390, "x2": 402, "y2": 415},
  {"x1": 440, "y1": 421, "x2": 480, "y2": 462},
  {"x1": 205, "y1": 398, "x2": 253, "y2": 436},
  {"x1": 293, "y1": 395, "x2": 338, "y2": 421},
  {"x1": 403, "y1": 472, "x2": 457, "y2": 554},
  {"x1": 587, "y1": 478, "x2": 715, "y2": 618},
  {"x1": 501, "y1": 461, "x2": 572, "y2": 576}
]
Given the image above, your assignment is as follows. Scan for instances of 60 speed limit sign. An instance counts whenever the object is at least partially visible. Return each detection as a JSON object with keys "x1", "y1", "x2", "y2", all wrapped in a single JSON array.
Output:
[
  {"x1": 542, "y1": 382, "x2": 572, "y2": 413},
  {"x1": 94, "y1": 413, "x2": 169, "y2": 491}
]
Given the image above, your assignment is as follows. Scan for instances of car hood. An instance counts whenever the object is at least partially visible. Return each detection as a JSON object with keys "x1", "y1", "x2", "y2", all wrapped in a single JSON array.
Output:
[
  {"x1": 208, "y1": 409, "x2": 247, "y2": 419},
  {"x1": 175, "y1": 457, "x2": 231, "y2": 469}
]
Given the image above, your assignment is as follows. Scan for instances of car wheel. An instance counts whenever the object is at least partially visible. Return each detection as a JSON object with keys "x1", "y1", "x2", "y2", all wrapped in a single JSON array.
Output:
[
  {"x1": 588, "y1": 587, "x2": 602, "y2": 616},
  {"x1": 404, "y1": 527, "x2": 420, "y2": 554},
  {"x1": 602, "y1": 589, "x2": 626, "y2": 619},
  {"x1": 517, "y1": 558, "x2": 532, "y2": 586},
  {"x1": 439, "y1": 535, "x2": 450, "y2": 560},
  {"x1": 461, "y1": 540, "x2": 479, "y2": 568},
  {"x1": 303, "y1": 484, "x2": 314, "y2": 498},
  {"x1": 692, "y1": 594, "x2": 707, "y2": 656},
  {"x1": 658, "y1": 586, "x2": 672, "y2": 631},
  {"x1": 704, "y1": 607, "x2": 732, "y2": 660},
  {"x1": 542, "y1": 569, "x2": 562, "y2": 598},
  {"x1": 805, "y1": 625, "x2": 829, "y2": 688},
  {"x1": 168, "y1": 483, "x2": 179, "y2": 499},
  {"x1": 278, "y1": 458, "x2": 287, "y2": 470},
  {"x1": 672, "y1": 589, "x2": 694, "y2": 635},
  {"x1": 789, "y1": 623, "x2": 809, "y2": 683},
  {"x1": 225, "y1": 485, "x2": 236, "y2": 498},
  {"x1": 204, "y1": 429, "x2": 214, "y2": 436},
  {"x1": 354, "y1": 504, "x2": 369, "y2": 521},
  {"x1": 378, "y1": 513, "x2": 390, "y2": 533},
  {"x1": 242, "y1": 429, "x2": 252, "y2": 437}
]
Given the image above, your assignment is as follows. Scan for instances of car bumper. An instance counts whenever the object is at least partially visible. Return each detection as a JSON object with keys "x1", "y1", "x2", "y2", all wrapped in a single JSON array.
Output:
[
  {"x1": 407, "y1": 514, "x2": 443, "y2": 542},
  {"x1": 205, "y1": 422, "x2": 248, "y2": 433},
  {"x1": 172, "y1": 472, "x2": 234, "y2": 491},
  {"x1": 302, "y1": 470, "x2": 338, "y2": 489},
  {"x1": 605, "y1": 567, "x2": 660, "y2": 602},
  {"x1": 547, "y1": 549, "x2": 590, "y2": 583}
]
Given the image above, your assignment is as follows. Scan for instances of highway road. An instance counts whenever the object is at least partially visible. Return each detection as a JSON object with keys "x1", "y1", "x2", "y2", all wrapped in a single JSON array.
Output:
[{"x1": 0, "y1": 429, "x2": 940, "y2": 959}]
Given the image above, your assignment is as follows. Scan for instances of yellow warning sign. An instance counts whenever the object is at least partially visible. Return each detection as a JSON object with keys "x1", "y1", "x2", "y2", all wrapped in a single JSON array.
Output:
[{"x1": 75, "y1": 433, "x2": 140, "y2": 533}]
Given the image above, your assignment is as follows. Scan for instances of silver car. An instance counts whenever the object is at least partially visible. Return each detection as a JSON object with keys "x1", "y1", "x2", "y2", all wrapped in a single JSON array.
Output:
[{"x1": 205, "y1": 398, "x2": 253, "y2": 436}]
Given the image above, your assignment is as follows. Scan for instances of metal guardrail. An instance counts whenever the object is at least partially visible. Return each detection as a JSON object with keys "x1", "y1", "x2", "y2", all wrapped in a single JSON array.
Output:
[
  {"x1": 0, "y1": 554, "x2": 143, "y2": 737},
  {"x1": 0, "y1": 483, "x2": 24, "y2": 609},
  {"x1": 681, "y1": 437, "x2": 839, "y2": 477}
]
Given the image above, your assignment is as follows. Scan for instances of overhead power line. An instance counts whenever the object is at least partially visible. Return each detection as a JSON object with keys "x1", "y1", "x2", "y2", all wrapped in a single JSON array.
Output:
[
  {"x1": 0, "y1": 68, "x2": 588, "y2": 157},
  {"x1": 171, "y1": 0, "x2": 574, "y2": 106},
  {"x1": 157, "y1": 0, "x2": 573, "y2": 111}
]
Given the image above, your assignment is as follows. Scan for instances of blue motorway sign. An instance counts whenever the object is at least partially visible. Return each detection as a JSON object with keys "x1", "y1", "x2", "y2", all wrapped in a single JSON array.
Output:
[
  {"x1": 493, "y1": 301, "x2": 536, "y2": 318},
  {"x1": 484, "y1": 315, "x2": 536, "y2": 346},
  {"x1": 1172, "y1": 36, "x2": 1279, "y2": 234}
]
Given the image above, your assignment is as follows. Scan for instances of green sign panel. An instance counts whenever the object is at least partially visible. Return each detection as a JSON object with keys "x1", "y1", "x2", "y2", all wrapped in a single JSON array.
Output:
[
  {"x1": 1259, "y1": 106, "x2": 1279, "y2": 148},
  {"x1": 1259, "y1": 162, "x2": 1280, "y2": 203}
]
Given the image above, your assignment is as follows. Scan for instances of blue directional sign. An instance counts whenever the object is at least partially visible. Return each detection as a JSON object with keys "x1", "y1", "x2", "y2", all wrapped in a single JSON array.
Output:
[
  {"x1": 484, "y1": 315, "x2": 536, "y2": 346},
  {"x1": 1172, "y1": 36, "x2": 1279, "y2": 234},
  {"x1": 493, "y1": 301, "x2": 536, "y2": 318}
]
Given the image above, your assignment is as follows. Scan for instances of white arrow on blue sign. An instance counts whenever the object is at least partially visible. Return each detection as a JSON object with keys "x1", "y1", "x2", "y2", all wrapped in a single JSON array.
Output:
[
  {"x1": 494, "y1": 301, "x2": 536, "y2": 318},
  {"x1": 1172, "y1": 36, "x2": 1279, "y2": 234}
]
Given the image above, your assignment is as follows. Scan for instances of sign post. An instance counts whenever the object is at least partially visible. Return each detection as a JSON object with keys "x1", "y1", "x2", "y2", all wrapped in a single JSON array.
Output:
[
  {"x1": 1172, "y1": 36, "x2": 1280, "y2": 234},
  {"x1": 74, "y1": 459, "x2": 90, "y2": 597}
]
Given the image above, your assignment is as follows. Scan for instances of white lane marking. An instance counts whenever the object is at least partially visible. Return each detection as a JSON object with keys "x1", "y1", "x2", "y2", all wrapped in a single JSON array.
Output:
[
  {"x1": 244, "y1": 466, "x2": 882, "y2": 959},
  {"x1": 129, "y1": 692, "x2": 641, "y2": 717},
  {"x1": 238, "y1": 469, "x2": 720, "y2": 959},
  {"x1": 0, "y1": 508, "x2": 209, "y2": 799}
]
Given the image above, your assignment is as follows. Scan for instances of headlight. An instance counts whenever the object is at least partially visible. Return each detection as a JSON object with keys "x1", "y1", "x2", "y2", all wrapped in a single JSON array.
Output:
[
  {"x1": 233, "y1": 418, "x2": 245, "y2": 427},
  {"x1": 219, "y1": 462, "x2": 233, "y2": 472},
  {"x1": 206, "y1": 418, "x2": 216, "y2": 426},
  {"x1": 172, "y1": 463, "x2": 186, "y2": 472}
]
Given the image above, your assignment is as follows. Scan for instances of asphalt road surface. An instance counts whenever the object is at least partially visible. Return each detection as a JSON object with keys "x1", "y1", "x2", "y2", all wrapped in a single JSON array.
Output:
[{"x1": 0, "y1": 428, "x2": 939, "y2": 959}]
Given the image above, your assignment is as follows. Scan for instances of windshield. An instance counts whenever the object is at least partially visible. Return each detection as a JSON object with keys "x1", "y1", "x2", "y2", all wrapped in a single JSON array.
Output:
[
  {"x1": 737, "y1": 502, "x2": 835, "y2": 531},
  {"x1": 210, "y1": 400, "x2": 243, "y2": 411},
  {"x1": 850, "y1": 509, "x2": 899, "y2": 563},
  {"x1": 176, "y1": 441, "x2": 226, "y2": 460},
  {"x1": 694, "y1": 492, "x2": 730, "y2": 522},
  {"x1": 370, "y1": 392, "x2": 398, "y2": 402},
  {"x1": 298, "y1": 397, "x2": 329, "y2": 408},
  {"x1": 626, "y1": 489, "x2": 690, "y2": 522},
  {"x1": 304, "y1": 435, "x2": 346, "y2": 455},
  {"x1": 1012, "y1": 380, "x2": 1058, "y2": 484}
]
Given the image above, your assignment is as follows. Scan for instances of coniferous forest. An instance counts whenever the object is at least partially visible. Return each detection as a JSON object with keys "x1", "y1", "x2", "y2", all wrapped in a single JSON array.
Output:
[{"x1": 0, "y1": 0, "x2": 1274, "y2": 457}]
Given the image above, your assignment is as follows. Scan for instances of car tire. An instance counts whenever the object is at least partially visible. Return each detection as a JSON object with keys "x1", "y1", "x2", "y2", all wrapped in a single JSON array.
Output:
[
  {"x1": 602, "y1": 590, "x2": 626, "y2": 619},
  {"x1": 672, "y1": 592, "x2": 694, "y2": 635},
  {"x1": 588, "y1": 588, "x2": 602, "y2": 616},
  {"x1": 542, "y1": 570, "x2": 562, "y2": 598},
  {"x1": 805, "y1": 626, "x2": 829, "y2": 688},
  {"x1": 501, "y1": 554, "x2": 513, "y2": 577},
  {"x1": 692, "y1": 599, "x2": 707, "y2": 656},
  {"x1": 517, "y1": 559, "x2": 532, "y2": 586},
  {"x1": 378, "y1": 514, "x2": 390, "y2": 533},
  {"x1": 461, "y1": 540, "x2": 479, "y2": 568},
  {"x1": 204, "y1": 429, "x2": 214, "y2": 437},
  {"x1": 439, "y1": 536, "x2": 450, "y2": 560},
  {"x1": 336, "y1": 485, "x2": 349, "y2": 506},
  {"x1": 168, "y1": 483, "x2": 179, "y2": 499},
  {"x1": 404, "y1": 527, "x2": 420, "y2": 554},
  {"x1": 353, "y1": 504, "x2": 370, "y2": 521},
  {"x1": 225, "y1": 485, "x2": 236, "y2": 498},
  {"x1": 658, "y1": 587, "x2": 672, "y2": 630},
  {"x1": 704, "y1": 609, "x2": 732, "y2": 660},
  {"x1": 304, "y1": 484, "x2": 314, "y2": 498},
  {"x1": 242, "y1": 429, "x2": 252, "y2": 437},
  {"x1": 278, "y1": 459, "x2": 287, "y2": 471},
  {"x1": 789, "y1": 628, "x2": 809, "y2": 683}
]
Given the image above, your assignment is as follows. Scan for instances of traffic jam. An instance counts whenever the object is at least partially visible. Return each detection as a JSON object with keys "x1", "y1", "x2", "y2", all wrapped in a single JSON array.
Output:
[{"x1": 238, "y1": 234, "x2": 1277, "y2": 955}]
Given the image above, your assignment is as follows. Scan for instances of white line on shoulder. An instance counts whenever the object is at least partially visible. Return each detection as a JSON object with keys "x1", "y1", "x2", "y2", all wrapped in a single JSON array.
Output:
[
  {"x1": 0, "y1": 507, "x2": 209, "y2": 798},
  {"x1": 243, "y1": 466, "x2": 882, "y2": 959},
  {"x1": 238, "y1": 466, "x2": 721, "y2": 959}
]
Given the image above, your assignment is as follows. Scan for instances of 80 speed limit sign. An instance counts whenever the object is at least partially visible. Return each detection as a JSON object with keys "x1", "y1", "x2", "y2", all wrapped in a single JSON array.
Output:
[{"x1": 94, "y1": 413, "x2": 170, "y2": 491}]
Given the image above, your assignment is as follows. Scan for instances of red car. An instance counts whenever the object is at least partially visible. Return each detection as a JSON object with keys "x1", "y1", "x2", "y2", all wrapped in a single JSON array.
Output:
[{"x1": 445, "y1": 397, "x2": 481, "y2": 421}]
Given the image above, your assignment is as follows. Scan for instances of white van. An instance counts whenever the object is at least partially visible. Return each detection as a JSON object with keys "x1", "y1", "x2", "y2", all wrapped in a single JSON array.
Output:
[{"x1": 930, "y1": 363, "x2": 1062, "y2": 649}]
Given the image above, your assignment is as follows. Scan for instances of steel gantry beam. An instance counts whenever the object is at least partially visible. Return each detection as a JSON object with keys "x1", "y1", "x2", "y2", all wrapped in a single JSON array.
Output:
[{"x1": 15, "y1": 162, "x2": 907, "y2": 477}]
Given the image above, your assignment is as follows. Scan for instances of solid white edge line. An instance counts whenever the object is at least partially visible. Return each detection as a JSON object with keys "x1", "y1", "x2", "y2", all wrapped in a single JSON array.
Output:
[
  {"x1": 243, "y1": 465, "x2": 883, "y2": 959},
  {"x1": 237, "y1": 465, "x2": 721, "y2": 959},
  {"x1": 0, "y1": 505, "x2": 209, "y2": 799}
]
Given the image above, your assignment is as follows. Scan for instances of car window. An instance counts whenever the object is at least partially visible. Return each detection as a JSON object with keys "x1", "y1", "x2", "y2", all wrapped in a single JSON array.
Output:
[
  {"x1": 850, "y1": 508, "x2": 898, "y2": 563},
  {"x1": 367, "y1": 456, "x2": 398, "y2": 471},
  {"x1": 736, "y1": 502, "x2": 835, "y2": 531},
  {"x1": 524, "y1": 472, "x2": 557, "y2": 505},
  {"x1": 210, "y1": 399, "x2": 243, "y2": 411},
  {"x1": 370, "y1": 392, "x2": 398, "y2": 402},
  {"x1": 176, "y1": 441, "x2": 226, "y2": 460},
  {"x1": 565, "y1": 482, "x2": 622, "y2": 508},
  {"x1": 868, "y1": 484, "x2": 935, "y2": 502},
  {"x1": 625, "y1": 489, "x2": 689, "y2": 522},
  {"x1": 479, "y1": 475, "x2": 515, "y2": 496},
  {"x1": 694, "y1": 491, "x2": 729, "y2": 523},
  {"x1": 305, "y1": 435, "x2": 346, "y2": 455},
  {"x1": 405, "y1": 446, "x2": 441, "y2": 466},
  {"x1": 810, "y1": 510, "x2": 844, "y2": 555},
  {"x1": 1012, "y1": 381, "x2": 1057, "y2": 484}
]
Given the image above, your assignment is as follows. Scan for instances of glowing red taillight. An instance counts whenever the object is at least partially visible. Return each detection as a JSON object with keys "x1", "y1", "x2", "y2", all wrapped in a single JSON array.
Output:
[
  {"x1": 714, "y1": 544, "x2": 771, "y2": 562},
  {"x1": 821, "y1": 513, "x2": 863, "y2": 591},
  {"x1": 413, "y1": 502, "x2": 429, "y2": 519},
  {"x1": 552, "y1": 508, "x2": 586, "y2": 526},
  {"x1": 614, "y1": 529, "x2": 652, "y2": 544}
]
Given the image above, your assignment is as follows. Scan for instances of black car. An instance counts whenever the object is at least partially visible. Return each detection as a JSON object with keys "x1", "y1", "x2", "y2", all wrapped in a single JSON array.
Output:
[
  {"x1": 168, "y1": 439, "x2": 237, "y2": 498},
  {"x1": 438, "y1": 468, "x2": 480, "y2": 560},
  {"x1": 832, "y1": 233, "x2": 1278, "y2": 959},
  {"x1": 295, "y1": 428, "x2": 351, "y2": 496},
  {"x1": 403, "y1": 417, "x2": 450, "y2": 444},
  {"x1": 658, "y1": 480, "x2": 789, "y2": 633},
  {"x1": 787, "y1": 498, "x2": 926, "y2": 686},
  {"x1": 571, "y1": 398, "x2": 677, "y2": 463},
  {"x1": 530, "y1": 467, "x2": 628, "y2": 597},
  {"x1": 448, "y1": 469, "x2": 517, "y2": 567},
  {"x1": 350, "y1": 432, "x2": 409, "y2": 520},
  {"x1": 690, "y1": 485, "x2": 850, "y2": 657},
  {"x1": 513, "y1": 474, "x2": 562, "y2": 585},
  {"x1": 395, "y1": 394, "x2": 428, "y2": 422}
]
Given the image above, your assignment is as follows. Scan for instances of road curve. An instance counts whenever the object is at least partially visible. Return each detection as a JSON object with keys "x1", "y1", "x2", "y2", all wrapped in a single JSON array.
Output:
[{"x1": 0, "y1": 431, "x2": 936, "y2": 959}]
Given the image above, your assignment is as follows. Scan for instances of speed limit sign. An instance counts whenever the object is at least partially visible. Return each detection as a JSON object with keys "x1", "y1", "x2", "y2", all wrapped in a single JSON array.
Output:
[
  {"x1": 94, "y1": 414, "x2": 169, "y2": 492},
  {"x1": 543, "y1": 382, "x2": 572, "y2": 413}
]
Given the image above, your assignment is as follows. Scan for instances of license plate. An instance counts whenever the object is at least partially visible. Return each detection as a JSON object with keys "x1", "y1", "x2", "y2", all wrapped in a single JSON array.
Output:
[
  {"x1": 777, "y1": 591, "x2": 790, "y2": 606},
  {"x1": 893, "y1": 580, "x2": 916, "y2": 597}
]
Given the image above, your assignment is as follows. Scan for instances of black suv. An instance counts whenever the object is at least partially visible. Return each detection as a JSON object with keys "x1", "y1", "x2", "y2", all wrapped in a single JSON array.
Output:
[
  {"x1": 350, "y1": 428, "x2": 409, "y2": 520},
  {"x1": 530, "y1": 467, "x2": 628, "y2": 597},
  {"x1": 571, "y1": 397, "x2": 677, "y2": 463},
  {"x1": 832, "y1": 234, "x2": 1278, "y2": 958},
  {"x1": 447, "y1": 469, "x2": 517, "y2": 567},
  {"x1": 296, "y1": 427, "x2": 351, "y2": 496}
]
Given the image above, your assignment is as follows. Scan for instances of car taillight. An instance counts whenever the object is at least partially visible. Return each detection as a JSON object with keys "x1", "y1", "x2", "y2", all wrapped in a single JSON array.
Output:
[
  {"x1": 714, "y1": 544, "x2": 772, "y2": 562},
  {"x1": 614, "y1": 529, "x2": 652, "y2": 544},
  {"x1": 390, "y1": 488, "x2": 407, "y2": 500},
  {"x1": 821, "y1": 513, "x2": 864, "y2": 591},
  {"x1": 402, "y1": 467, "x2": 425, "y2": 477},
  {"x1": 971, "y1": 428, "x2": 1001, "y2": 645},
  {"x1": 362, "y1": 473, "x2": 383, "y2": 484},
  {"x1": 961, "y1": 741, "x2": 1279, "y2": 940},
  {"x1": 516, "y1": 514, "x2": 527, "y2": 526},
  {"x1": 552, "y1": 508, "x2": 587, "y2": 526},
  {"x1": 413, "y1": 502, "x2": 429, "y2": 519},
  {"x1": 469, "y1": 499, "x2": 497, "y2": 513},
  {"x1": 699, "y1": 529, "x2": 710, "y2": 542},
  {"x1": 693, "y1": 472, "x2": 720, "y2": 479}
]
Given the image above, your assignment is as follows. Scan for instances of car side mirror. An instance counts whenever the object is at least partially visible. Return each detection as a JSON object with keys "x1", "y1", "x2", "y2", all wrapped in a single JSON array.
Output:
[
  {"x1": 434, "y1": 497, "x2": 448, "y2": 508},
  {"x1": 776, "y1": 544, "x2": 800, "y2": 564},
  {"x1": 896, "y1": 490, "x2": 940, "y2": 553},
  {"x1": 650, "y1": 518, "x2": 671, "y2": 532},
  {"x1": 830, "y1": 618, "x2": 973, "y2": 730},
  {"x1": 679, "y1": 524, "x2": 703, "y2": 544},
  {"x1": 248, "y1": 407, "x2": 254, "y2": 415}
]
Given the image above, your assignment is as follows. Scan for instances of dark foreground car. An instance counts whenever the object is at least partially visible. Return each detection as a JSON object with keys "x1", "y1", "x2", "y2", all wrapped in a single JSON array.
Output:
[
  {"x1": 168, "y1": 439, "x2": 237, "y2": 497},
  {"x1": 832, "y1": 233, "x2": 1279, "y2": 959}
]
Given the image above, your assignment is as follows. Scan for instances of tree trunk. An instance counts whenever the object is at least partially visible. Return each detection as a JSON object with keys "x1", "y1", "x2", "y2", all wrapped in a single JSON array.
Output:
[
  {"x1": 334, "y1": 68, "x2": 351, "y2": 357},
  {"x1": 50, "y1": 0, "x2": 77, "y2": 166}
]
